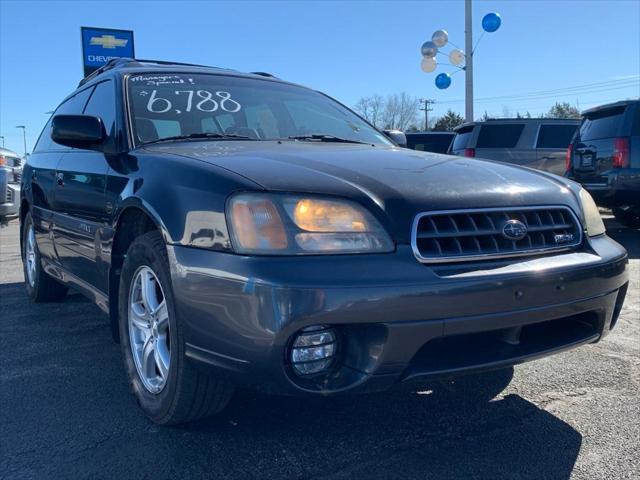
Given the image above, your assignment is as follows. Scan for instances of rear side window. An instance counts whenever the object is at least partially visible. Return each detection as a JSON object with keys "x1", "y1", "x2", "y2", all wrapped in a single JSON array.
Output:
[
  {"x1": 452, "y1": 126, "x2": 474, "y2": 150},
  {"x1": 579, "y1": 107, "x2": 625, "y2": 141},
  {"x1": 476, "y1": 124, "x2": 524, "y2": 148},
  {"x1": 535, "y1": 124, "x2": 578, "y2": 148},
  {"x1": 33, "y1": 87, "x2": 94, "y2": 152}
]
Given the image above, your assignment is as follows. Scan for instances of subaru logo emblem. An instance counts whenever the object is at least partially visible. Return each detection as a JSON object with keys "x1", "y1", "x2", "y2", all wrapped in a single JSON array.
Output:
[{"x1": 502, "y1": 219, "x2": 528, "y2": 240}]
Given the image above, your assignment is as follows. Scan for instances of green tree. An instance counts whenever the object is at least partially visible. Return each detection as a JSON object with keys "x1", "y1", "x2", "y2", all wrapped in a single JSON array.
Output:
[
  {"x1": 433, "y1": 110, "x2": 465, "y2": 131},
  {"x1": 547, "y1": 102, "x2": 581, "y2": 119}
]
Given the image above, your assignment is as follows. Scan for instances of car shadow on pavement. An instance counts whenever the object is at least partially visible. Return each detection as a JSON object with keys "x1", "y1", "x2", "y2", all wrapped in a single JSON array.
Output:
[
  {"x1": 604, "y1": 217, "x2": 639, "y2": 259},
  {"x1": 179, "y1": 370, "x2": 582, "y2": 479}
]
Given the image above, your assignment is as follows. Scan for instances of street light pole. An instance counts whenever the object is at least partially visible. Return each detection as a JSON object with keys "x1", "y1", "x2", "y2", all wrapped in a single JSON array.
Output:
[
  {"x1": 15, "y1": 125, "x2": 27, "y2": 159},
  {"x1": 0, "y1": 136, "x2": 4, "y2": 148},
  {"x1": 464, "y1": 0, "x2": 474, "y2": 122}
]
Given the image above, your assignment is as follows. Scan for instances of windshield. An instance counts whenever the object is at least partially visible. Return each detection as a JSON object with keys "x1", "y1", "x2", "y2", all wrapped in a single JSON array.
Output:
[{"x1": 127, "y1": 73, "x2": 391, "y2": 146}]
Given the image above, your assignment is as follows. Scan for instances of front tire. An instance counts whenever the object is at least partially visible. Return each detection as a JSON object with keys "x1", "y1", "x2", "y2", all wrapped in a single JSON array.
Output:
[
  {"x1": 118, "y1": 231, "x2": 234, "y2": 424},
  {"x1": 22, "y1": 212, "x2": 68, "y2": 302}
]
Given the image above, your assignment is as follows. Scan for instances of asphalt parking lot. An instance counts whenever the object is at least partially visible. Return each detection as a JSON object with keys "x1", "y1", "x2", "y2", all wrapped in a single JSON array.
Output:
[{"x1": 0, "y1": 217, "x2": 638, "y2": 480}]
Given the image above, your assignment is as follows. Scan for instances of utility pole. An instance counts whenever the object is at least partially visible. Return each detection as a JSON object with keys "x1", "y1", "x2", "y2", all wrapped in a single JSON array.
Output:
[
  {"x1": 419, "y1": 99, "x2": 435, "y2": 131},
  {"x1": 0, "y1": 136, "x2": 4, "y2": 148},
  {"x1": 15, "y1": 125, "x2": 27, "y2": 159},
  {"x1": 464, "y1": 0, "x2": 474, "y2": 122}
]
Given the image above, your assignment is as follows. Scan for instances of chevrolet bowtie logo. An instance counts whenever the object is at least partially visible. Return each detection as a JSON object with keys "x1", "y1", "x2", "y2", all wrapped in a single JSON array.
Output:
[{"x1": 90, "y1": 35, "x2": 128, "y2": 49}]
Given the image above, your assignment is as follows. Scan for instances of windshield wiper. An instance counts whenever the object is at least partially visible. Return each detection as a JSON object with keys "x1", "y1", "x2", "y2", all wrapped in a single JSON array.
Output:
[
  {"x1": 286, "y1": 134, "x2": 369, "y2": 145},
  {"x1": 143, "y1": 132, "x2": 255, "y2": 145}
]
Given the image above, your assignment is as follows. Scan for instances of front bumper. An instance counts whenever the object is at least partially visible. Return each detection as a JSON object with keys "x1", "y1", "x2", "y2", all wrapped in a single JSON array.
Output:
[{"x1": 168, "y1": 235, "x2": 628, "y2": 395}]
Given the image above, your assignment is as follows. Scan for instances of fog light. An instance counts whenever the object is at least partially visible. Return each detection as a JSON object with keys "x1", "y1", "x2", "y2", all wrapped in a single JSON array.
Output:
[{"x1": 290, "y1": 325, "x2": 337, "y2": 375}]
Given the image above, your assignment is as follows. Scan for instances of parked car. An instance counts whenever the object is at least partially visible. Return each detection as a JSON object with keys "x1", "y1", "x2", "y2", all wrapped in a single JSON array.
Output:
[
  {"x1": 405, "y1": 131, "x2": 455, "y2": 153},
  {"x1": 449, "y1": 118, "x2": 579, "y2": 176},
  {"x1": 0, "y1": 147, "x2": 22, "y2": 223},
  {"x1": 21, "y1": 58, "x2": 628, "y2": 424},
  {"x1": 566, "y1": 100, "x2": 640, "y2": 229}
]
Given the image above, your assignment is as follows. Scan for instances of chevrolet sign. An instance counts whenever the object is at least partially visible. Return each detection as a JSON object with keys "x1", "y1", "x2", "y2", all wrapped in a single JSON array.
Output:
[
  {"x1": 81, "y1": 27, "x2": 135, "y2": 76},
  {"x1": 90, "y1": 34, "x2": 128, "y2": 49}
]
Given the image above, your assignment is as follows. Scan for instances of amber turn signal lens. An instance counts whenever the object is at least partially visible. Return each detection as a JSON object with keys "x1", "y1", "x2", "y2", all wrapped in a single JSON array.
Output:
[{"x1": 229, "y1": 198, "x2": 288, "y2": 251}]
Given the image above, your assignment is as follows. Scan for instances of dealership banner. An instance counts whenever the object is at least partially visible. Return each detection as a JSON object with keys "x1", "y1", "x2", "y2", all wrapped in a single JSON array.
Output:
[{"x1": 81, "y1": 27, "x2": 135, "y2": 77}]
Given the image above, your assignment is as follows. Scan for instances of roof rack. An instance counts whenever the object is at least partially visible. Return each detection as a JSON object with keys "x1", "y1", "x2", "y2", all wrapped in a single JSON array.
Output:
[
  {"x1": 250, "y1": 71, "x2": 277, "y2": 78},
  {"x1": 78, "y1": 58, "x2": 227, "y2": 87},
  {"x1": 79, "y1": 58, "x2": 135, "y2": 86}
]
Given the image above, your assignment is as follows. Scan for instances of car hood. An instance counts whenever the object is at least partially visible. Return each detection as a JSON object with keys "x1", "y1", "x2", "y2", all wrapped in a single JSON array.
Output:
[{"x1": 144, "y1": 141, "x2": 582, "y2": 243}]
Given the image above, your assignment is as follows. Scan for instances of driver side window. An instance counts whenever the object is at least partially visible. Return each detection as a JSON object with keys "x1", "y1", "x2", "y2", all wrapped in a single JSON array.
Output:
[
  {"x1": 83, "y1": 80, "x2": 116, "y2": 148},
  {"x1": 34, "y1": 87, "x2": 93, "y2": 152}
]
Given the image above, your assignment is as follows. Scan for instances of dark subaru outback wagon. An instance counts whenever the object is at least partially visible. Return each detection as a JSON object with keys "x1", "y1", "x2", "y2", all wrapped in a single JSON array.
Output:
[{"x1": 21, "y1": 59, "x2": 628, "y2": 424}]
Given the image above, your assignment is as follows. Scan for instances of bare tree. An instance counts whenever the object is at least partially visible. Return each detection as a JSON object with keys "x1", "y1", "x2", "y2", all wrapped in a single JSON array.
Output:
[
  {"x1": 354, "y1": 92, "x2": 419, "y2": 131},
  {"x1": 354, "y1": 94, "x2": 385, "y2": 128},
  {"x1": 382, "y1": 93, "x2": 419, "y2": 130}
]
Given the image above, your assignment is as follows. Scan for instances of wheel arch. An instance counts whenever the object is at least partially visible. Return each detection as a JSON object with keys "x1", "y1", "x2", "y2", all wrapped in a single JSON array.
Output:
[
  {"x1": 108, "y1": 202, "x2": 165, "y2": 343},
  {"x1": 19, "y1": 199, "x2": 30, "y2": 252}
]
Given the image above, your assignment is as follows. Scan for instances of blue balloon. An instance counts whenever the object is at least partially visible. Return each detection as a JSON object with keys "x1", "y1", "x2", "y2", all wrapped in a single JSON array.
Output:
[
  {"x1": 435, "y1": 73, "x2": 451, "y2": 90},
  {"x1": 482, "y1": 12, "x2": 501, "y2": 32}
]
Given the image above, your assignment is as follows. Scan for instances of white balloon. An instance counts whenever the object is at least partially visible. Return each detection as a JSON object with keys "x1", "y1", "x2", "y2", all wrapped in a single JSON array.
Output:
[
  {"x1": 421, "y1": 56, "x2": 437, "y2": 73},
  {"x1": 449, "y1": 49, "x2": 465, "y2": 66},
  {"x1": 432, "y1": 30, "x2": 448, "y2": 48}
]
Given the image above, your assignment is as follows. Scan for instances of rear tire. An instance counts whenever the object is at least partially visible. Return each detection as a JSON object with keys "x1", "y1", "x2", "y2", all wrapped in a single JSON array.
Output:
[
  {"x1": 22, "y1": 212, "x2": 68, "y2": 302},
  {"x1": 612, "y1": 207, "x2": 640, "y2": 229},
  {"x1": 118, "y1": 230, "x2": 234, "y2": 425}
]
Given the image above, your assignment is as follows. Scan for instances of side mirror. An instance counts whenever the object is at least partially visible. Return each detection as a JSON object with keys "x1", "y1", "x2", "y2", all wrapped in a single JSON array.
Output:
[
  {"x1": 51, "y1": 115, "x2": 105, "y2": 150},
  {"x1": 383, "y1": 129, "x2": 407, "y2": 147}
]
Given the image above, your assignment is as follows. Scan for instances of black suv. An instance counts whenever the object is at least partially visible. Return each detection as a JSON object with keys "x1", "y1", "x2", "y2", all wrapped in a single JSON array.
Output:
[
  {"x1": 20, "y1": 59, "x2": 628, "y2": 424},
  {"x1": 405, "y1": 131, "x2": 454, "y2": 153},
  {"x1": 566, "y1": 100, "x2": 640, "y2": 228}
]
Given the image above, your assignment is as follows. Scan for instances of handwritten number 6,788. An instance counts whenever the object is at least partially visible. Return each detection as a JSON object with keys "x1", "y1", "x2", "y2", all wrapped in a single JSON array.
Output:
[{"x1": 146, "y1": 90, "x2": 241, "y2": 114}]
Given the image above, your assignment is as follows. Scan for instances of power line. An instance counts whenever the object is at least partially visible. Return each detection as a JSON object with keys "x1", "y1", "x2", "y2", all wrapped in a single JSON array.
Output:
[
  {"x1": 437, "y1": 77, "x2": 640, "y2": 105},
  {"x1": 471, "y1": 84, "x2": 639, "y2": 105},
  {"x1": 471, "y1": 94, "x2": 638, "y2": 119}
]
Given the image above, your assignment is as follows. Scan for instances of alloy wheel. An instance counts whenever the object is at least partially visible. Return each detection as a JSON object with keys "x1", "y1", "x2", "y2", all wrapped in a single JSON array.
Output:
[
  {"x1": 25, "y1": 224, "x2": 36, "y2": 287},
  {"x1": 128, "y1": 266, "x2": 171, "y2": 394}
]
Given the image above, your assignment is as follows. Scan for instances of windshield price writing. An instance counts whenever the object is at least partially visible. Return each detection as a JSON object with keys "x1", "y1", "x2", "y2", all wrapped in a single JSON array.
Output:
[{"x1": 141, "y1": 90, "x2": 242, "y2": 114}]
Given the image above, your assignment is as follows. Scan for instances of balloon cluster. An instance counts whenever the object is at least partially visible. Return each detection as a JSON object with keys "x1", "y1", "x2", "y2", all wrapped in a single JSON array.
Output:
[{"x1": 420, "y1": 12, "x2": 501, "y2": 90}]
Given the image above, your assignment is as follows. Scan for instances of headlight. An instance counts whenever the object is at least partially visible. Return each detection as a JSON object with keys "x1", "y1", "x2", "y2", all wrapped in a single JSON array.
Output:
[
  {"x1": 579, "y1": 188, "x2": 606, "y2": 237},
  {"x1": 227, "y1": 193, "x2": 394, "y2": 255}
]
